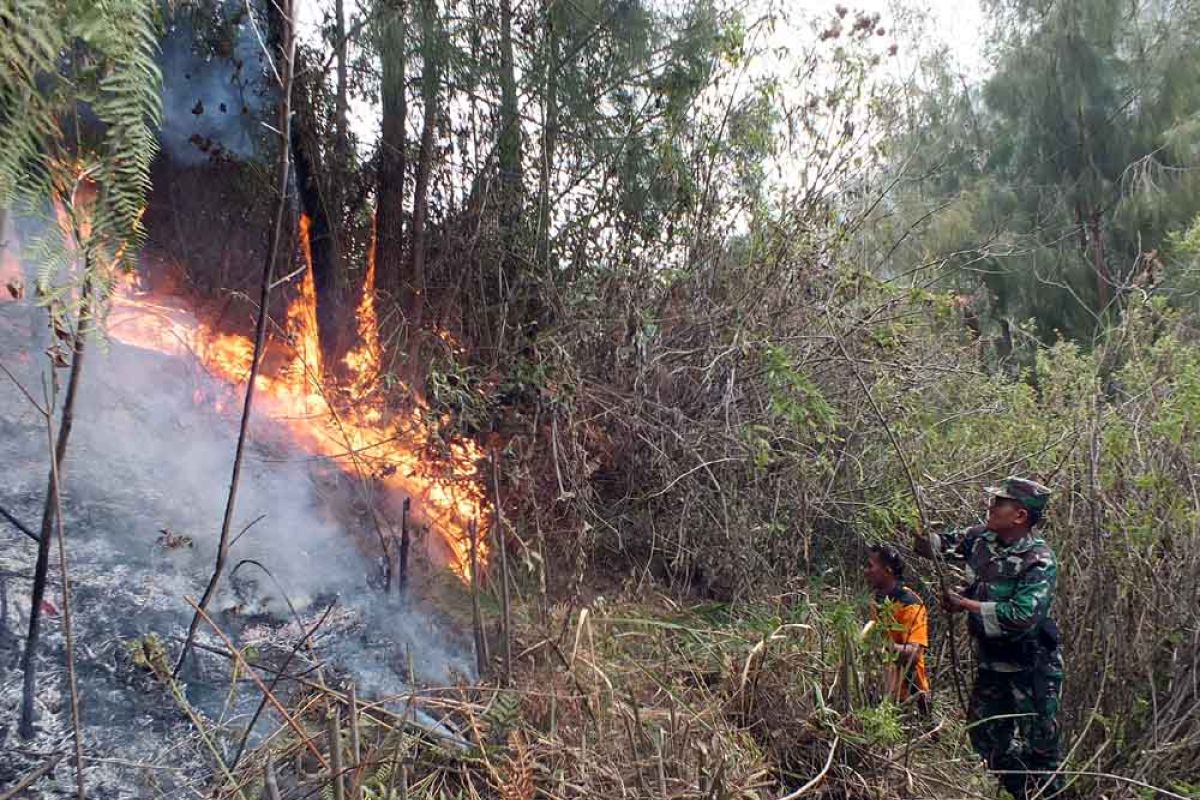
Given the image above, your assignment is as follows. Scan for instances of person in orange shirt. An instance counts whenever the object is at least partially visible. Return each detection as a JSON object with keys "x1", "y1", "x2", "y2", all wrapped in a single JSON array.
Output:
[{"x1": 864, "y1": 543, "x2": 931, "y2": 713}]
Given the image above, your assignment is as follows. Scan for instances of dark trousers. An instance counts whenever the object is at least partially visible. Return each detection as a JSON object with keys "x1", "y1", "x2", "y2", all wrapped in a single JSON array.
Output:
[{"x1": 968, "y1": 668, "x2": 1063, "y2": 799}]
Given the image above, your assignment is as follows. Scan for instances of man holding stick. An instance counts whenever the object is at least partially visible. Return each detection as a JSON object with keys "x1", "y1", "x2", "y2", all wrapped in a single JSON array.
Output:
[{"x1": 914, "y1": 477, "x2": 1063, "y2": 799}]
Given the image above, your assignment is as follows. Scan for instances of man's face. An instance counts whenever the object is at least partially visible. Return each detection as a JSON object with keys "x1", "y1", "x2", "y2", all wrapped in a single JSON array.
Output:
[
  {"x1": 864, "y1": 553, "x2": 893, "y2": 592},
  {"x1": 986, "y1": 496, "x2": 1029, "y2": 534}
]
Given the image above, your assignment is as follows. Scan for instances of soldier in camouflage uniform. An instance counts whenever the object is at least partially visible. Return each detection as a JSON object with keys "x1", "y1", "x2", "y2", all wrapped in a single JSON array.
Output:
[{"x1": 915, "y1": 477, "x2": 1063, "y2": 799}]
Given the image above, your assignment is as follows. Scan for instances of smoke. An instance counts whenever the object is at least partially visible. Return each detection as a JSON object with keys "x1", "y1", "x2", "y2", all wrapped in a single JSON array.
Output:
[
  {"x1": 157, "y1": 10, "x2": 273, "y2": 166},
  {"x1": 0, "y1": 251, "x2": 473, "y2": 717}
]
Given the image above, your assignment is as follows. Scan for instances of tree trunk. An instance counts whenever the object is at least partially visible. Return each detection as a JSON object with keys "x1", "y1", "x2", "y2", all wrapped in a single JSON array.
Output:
[
  {"x1": 408, "y1": 0, "x2": 439, "y2": 334},
  {"x1": 291, "y1": 66, "x2": 343, "y2": 365},
  {"x1": 498, "y1": 0, "x2": 522, "y2": 247},
  {"x1": 377, "y1": 0, "x2": 408, "y2": 306},
  {"x1": 334, "y1": 0, "x2": 349, "y2": 149},
  {"x1": 21, "y1": 279, "x2": 92, "y2": 740},
  {"x1": 534, "y1": 2, "x2": 557, "y2": 320},
  {"x1": 494, "y1": 0, "x2": 523, "y2": 348},
  {"x1": 1090, "y1": 210, "x2": 1110, "y2": 312}
]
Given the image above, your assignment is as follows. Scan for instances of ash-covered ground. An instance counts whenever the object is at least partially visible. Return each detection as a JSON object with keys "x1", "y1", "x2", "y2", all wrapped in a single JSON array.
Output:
[{"x1": 0, "y1": 301, "x2": 473, "y2": 798}]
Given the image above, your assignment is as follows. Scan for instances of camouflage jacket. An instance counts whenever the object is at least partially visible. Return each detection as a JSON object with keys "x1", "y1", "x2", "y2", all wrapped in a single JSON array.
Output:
[{"x1": 932, "y1": 524, "x2": 1062, "y2": 673}]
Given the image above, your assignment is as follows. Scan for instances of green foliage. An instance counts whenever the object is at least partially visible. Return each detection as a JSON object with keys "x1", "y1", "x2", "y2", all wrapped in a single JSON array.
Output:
[
  {"x1": 853, "y1": 701, "x2": 904, "y2": 746},
  {"x1": 865, "y1": 0, "x2": 1200, "y2": 343},
  {"x1": 761, "y1": 344, "x2": 838, "y2": 440},
  {"x1": 0, "y1": 0, "x2": 162, "y2": 314}
]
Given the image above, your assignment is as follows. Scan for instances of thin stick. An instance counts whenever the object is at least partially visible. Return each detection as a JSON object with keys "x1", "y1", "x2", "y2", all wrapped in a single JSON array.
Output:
[
  {"x1": 348, "y1": 684, "x2": 362, "y2": 800},
  {"x1": 0, "y1": 752, "x2": 65, "y2": 800},
  {"x1": 327, "y1": 703, "x2": 345, "y2": 800},
  {"x1": 185, "y1": 597, "x2": 329, "y2": 770},
  {"x1": 176, "y1": 0, "x2": 297, "y2": 677},
  {"x1": 492, "y1": 452, "x2": 512, "y2": 684},
  {"x1": 0, "y1": 504, "x2": 39, "y2": 543},
  {"x1": 398, "y1": 497, "x2": 411, "y2": 594},
  {"x1": 469, "y1": 519, "x2": 488, "y2": 675},
  {"x1": 45, "y1": 377, "x2": 85, "y2": 799}
]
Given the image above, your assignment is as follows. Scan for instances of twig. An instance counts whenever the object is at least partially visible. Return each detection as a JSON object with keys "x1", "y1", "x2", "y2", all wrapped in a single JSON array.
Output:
[
  {"x1": 0, "y1": 503, "x2": 39, "y2": 543},
  {"x1": 492, "y1": 452, "x2": 513, "y2": 684},
  {"x1": 327, "y1": 703, "x2": 346, "y2": 800},
  {"x1": 228, "y1": 514, "x2": 268, "y2": 549},
  {"x1": 44, "y1": 376, "x2": 86, "y2": 799},
  {"x1": 469, "y1": 518, "x2": 488, "y2": 676},
  {"x1": 398, "y1": 497, "x2": 411, "y2": 594},
  {"x1": 176, "y1": 0, "x2": 297, "y2": 677},
  {"x1": 348, "y1": 684, "x2": 362, "y2": 800},
  {"x1": 0, "y1": 752, "x2": 65, "y2": 800}
]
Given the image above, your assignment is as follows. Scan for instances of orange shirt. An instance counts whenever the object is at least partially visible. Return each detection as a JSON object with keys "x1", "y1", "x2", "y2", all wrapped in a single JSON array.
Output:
[{"x1": 872, "y1": 585, "x2": 930, "y2": 701}]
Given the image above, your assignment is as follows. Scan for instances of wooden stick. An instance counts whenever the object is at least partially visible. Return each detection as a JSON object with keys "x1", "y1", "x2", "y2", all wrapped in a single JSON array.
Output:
[
  {"x1": 830, "y1": 328, "x2": 968, "y2": 714},
  {"x1": 22, "y1": 275, "x2": 91, "y2": 740},
  {"x1": 327, "y1": 703, "x2": 345, "y2": 800},
  {"x1": 469, "y1": 518, "x2": 488, "y2": 676},
  {"x1": 492, "y1": 453, "x2": 513, "y2": 684},
  {"x1": 45, "y1": 383, "x2": 86, "y2": 799},
  {"x1": 398, "y1": 497, "x2": 411, "y2": 594},
  {"x1": 348, "y1": 684, "x2": 362, "y2": 800},
  {"x1": 175, "y1": 0, "x2": 298, "y2": 678},
  {"x1": 0, "y1": 752, "x2": 64, "y2": 800},
  {"x1": 0, "y1": 504, "x2": 38, "y2": 543}
]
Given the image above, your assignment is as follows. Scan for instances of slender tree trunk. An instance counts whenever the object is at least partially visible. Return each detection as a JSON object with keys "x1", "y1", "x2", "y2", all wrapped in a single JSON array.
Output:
[
  {"x1": 377, "y1": 0, "x2": 408, "y2": 305},
  {"x1": 20, "y1": 278, "x2": 92, "y2": 740},
  {"x1": 175, "y1": 0, "x2": 297, "y2": 676},
  {"x1": 495, "y1": 0, "x2": 523, "y2": 347},
  {"x1": 1090, "y1": 210, "x2": 1110, "y2": 311},
  {"x1": 534, "y1": 2, "x2": 557, "y2": 325},
  {"x1": 334, "y1": 0, "x2": 349, "y2": 149},
  {"x1": 408, "y1": 0, "x2": 439, "y2": 334},
  {"x1": 329, "y1": 0, "x2": 349, "y2": 299}
]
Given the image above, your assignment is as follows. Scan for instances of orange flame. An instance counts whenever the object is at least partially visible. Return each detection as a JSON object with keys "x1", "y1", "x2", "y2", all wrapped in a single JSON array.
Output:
[{"x1": 102, "y1": 216, "x2": 487, "y2": 581}]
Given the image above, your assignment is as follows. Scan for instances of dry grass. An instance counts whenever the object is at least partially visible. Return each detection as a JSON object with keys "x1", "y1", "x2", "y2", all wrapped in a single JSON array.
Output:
[{"x1": 208, "y1": 591, "x2": 994, "y2": 800}]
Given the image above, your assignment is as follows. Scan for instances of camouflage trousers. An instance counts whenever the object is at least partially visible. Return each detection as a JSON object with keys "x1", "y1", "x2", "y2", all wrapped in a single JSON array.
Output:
[{"x1": 968, "y1": 667, "x2": 1063, "y2": 799}]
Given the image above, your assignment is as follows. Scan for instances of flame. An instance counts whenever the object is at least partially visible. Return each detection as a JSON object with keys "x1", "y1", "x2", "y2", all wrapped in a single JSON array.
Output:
[{"x1": 101, "y1": 216, "x2": 487, "y2": 580}]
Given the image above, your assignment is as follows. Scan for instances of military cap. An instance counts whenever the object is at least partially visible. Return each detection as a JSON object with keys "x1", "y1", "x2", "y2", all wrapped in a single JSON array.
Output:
[{"x1": 985, "y1": 476, "x2": 1052, "y2": 512}]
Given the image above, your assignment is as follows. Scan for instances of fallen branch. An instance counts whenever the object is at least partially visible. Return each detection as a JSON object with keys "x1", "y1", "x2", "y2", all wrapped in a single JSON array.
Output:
[
  {"x1": 0, "y1": 752, "x2": 65, "y2": 800},
  {"x1": 0, "y1": 503, "x2": 39, "y2": 543}
]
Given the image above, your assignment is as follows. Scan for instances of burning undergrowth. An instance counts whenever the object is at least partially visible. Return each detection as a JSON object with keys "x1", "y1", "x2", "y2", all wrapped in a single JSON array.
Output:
[{"x1": 0, "y1": 271, "x2": 479, "y2": 796}]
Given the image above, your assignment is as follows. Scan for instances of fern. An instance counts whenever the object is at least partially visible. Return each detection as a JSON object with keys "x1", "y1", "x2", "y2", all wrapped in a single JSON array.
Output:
[{"x1": 0, "y1": 0, "x2": 162, "y2": 312}]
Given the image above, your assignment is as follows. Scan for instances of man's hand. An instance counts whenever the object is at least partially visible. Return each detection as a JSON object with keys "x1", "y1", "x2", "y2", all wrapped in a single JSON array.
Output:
[{"x1": 942, "y1": 590, "x2": 981, "y2": 614}]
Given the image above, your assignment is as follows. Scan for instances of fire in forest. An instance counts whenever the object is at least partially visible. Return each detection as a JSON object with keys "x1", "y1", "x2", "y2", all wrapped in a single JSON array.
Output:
[{"x1": 68, "y1": 215, "x2": 487, "y2": 581}]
